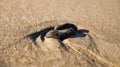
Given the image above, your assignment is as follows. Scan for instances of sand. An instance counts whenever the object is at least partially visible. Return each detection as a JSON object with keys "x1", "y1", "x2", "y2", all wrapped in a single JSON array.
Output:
[{"x1": 0, "y1": 0, "x2": 120, "y2": 67}]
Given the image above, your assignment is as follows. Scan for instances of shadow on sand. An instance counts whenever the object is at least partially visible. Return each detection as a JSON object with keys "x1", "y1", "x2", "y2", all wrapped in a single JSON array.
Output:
[
  {"x1": 26, "y1": 27, "x2": 54, "y2": 45},
  {"x1": 70, "y1": 29, "x2": 89, "y2": 38}
]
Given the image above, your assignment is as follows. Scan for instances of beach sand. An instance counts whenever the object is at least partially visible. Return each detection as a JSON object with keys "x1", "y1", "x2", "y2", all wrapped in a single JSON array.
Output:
[{"x1": 0, "y1": 0, "x2": 120, "y2": 67}]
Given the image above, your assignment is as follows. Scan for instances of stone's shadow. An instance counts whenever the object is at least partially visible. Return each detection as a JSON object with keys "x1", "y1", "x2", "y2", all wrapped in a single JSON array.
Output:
[
  {"x1": 78, "y1": 29, "x2": 89, "y2": 34},
  {"x1": 59, "y1": 32, "x2": 76, "y2": 41},
  {"x1": 26, "y1": 27, "x2": 54, "y2": 44},
  {"x1": 61, "y1": 29, "x2": 89, "y2": 40}
]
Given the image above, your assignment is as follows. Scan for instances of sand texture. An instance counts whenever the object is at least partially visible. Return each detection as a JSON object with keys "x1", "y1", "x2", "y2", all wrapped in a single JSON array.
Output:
[{"x1": 0, "y1": 0, "x2": 120, "y2": 67}]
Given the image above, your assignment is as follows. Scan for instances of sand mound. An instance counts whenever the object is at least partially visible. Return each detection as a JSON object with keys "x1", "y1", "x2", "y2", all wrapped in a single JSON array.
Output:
[{"x1": 0, "y1": 21, "x2": 119, "y2": 67}]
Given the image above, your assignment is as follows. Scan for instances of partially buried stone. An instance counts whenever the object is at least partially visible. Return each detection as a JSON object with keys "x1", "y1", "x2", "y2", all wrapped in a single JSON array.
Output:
[{"x1": 45, "y1": 28, "x2": 76, "y2": 40}]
